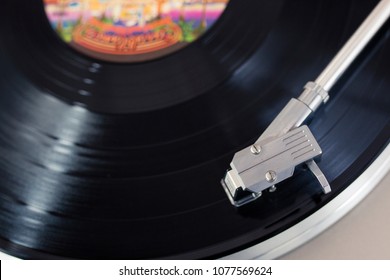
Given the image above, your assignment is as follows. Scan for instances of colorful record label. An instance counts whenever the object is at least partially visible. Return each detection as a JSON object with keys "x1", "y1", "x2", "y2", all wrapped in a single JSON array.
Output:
[{"x1": 43, "y1": 0, "x2": 229, "y2": 62}]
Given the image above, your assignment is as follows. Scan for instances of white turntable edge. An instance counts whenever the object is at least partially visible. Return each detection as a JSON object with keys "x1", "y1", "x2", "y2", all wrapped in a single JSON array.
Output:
[{"x1": 223, "y1": 143, "x2": 390, "y2": 260}]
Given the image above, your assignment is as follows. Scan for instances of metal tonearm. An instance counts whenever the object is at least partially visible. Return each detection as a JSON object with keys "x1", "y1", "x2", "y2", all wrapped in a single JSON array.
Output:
[{"x1": 222, "y1": 0, "x2": 390, "y2": 207}]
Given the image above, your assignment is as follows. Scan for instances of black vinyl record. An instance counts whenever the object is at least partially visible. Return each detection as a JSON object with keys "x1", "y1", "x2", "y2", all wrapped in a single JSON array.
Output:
[{"x1": 0, "y1": 0, "x2": 389, "y2": 259}]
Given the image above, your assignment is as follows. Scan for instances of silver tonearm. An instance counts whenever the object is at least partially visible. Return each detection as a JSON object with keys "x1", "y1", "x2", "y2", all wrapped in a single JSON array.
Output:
[{"x1": 222, "y1": 0, "x2": 390, "y2": 207}]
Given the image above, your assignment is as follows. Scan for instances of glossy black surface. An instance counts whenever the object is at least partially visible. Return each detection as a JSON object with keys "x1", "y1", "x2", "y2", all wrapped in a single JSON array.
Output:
[{"x1": 0, "y1": 0, "x2": 389, "y2": 259}]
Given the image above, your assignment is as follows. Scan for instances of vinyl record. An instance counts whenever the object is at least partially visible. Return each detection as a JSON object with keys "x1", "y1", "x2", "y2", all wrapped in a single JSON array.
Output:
[{"x1": 0, "y1": 0, "x2": 389, "y2": 259}]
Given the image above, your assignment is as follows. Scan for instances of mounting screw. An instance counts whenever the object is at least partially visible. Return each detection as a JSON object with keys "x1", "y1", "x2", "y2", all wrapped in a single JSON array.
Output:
[
  {"x1": 250, "y1": 144, "x2": 261, "y2": 155},
  {"x1": 265, "y1": 170, "x2": 277, "y2": 183}
]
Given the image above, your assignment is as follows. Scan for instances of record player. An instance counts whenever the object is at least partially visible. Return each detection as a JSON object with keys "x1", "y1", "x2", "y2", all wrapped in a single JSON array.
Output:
[{"x1": 0, "y1": 0, "x2": 389, "y2": 259}]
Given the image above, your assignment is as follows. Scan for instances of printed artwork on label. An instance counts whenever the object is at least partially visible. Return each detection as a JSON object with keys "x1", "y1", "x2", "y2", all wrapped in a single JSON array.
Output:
[{"x1": 43, "y1": 0, "x2": 229, "y2": 62}]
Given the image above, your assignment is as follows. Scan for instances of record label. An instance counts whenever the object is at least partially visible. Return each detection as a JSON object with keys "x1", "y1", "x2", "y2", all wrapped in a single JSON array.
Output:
[{"x1": 43, "y1": 0, "x2": 229, "y2": 63}]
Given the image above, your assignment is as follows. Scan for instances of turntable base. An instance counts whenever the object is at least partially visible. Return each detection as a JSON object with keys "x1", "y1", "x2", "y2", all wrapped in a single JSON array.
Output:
[{"x1": 281, "y1": 171, "x2": 390, "y2": 259}]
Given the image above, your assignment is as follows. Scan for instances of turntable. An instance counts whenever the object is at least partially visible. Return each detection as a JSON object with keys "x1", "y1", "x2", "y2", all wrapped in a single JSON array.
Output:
[{"x1": 0, "y1": 0, "x2": 389, "y2": 259}]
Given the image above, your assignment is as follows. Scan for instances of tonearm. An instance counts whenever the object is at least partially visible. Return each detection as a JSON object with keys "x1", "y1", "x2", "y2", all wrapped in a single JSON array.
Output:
[{"x1": 222, "y1": 0, "x2": 390, "y2": 207}]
